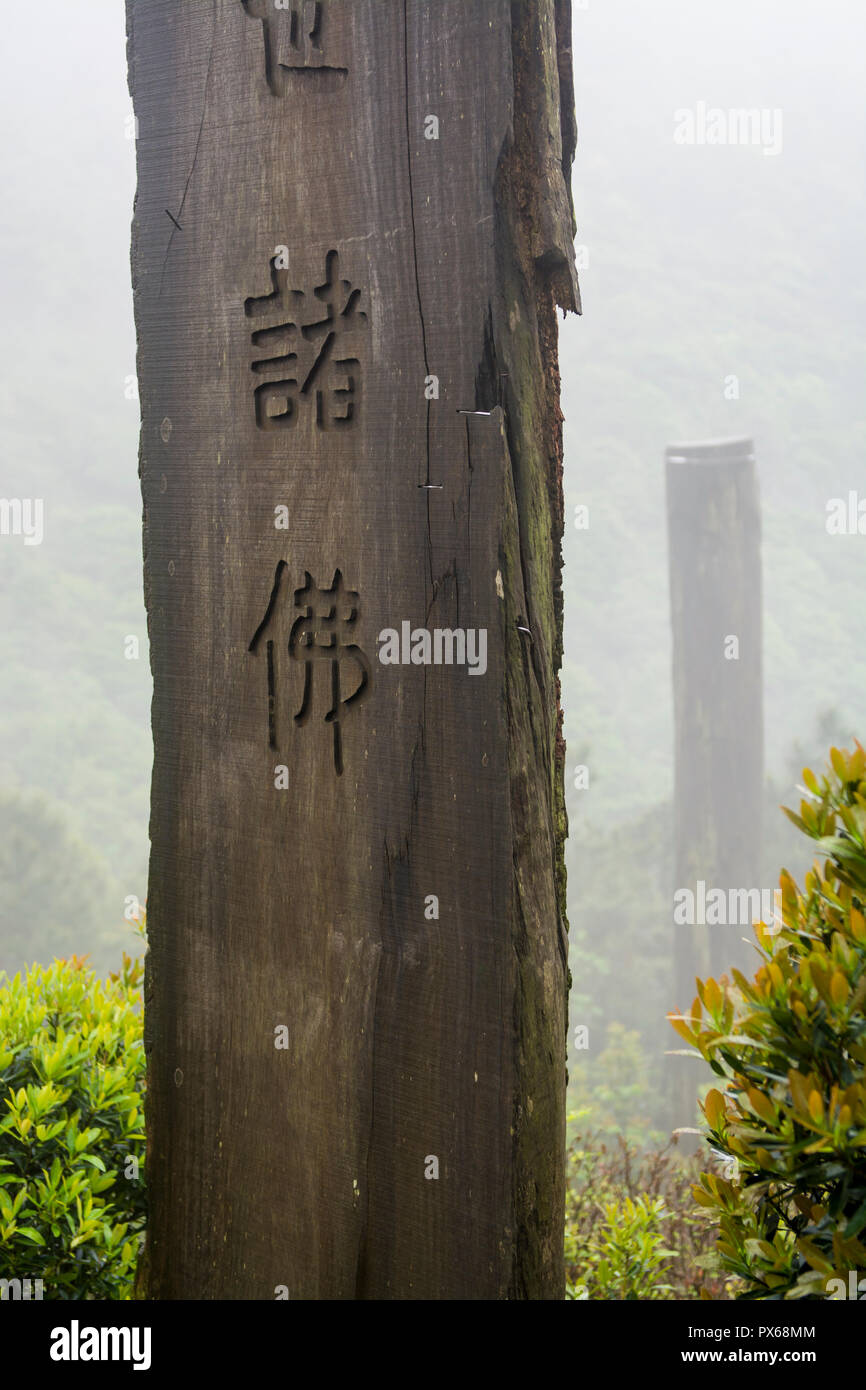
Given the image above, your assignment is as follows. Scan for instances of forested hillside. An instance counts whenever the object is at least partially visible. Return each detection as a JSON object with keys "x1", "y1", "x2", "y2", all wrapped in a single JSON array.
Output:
[
  {"x1": 560, "y1": 0, "x2": 866, "y2": 1130},
  {"x1": 0, "y1": 5, "x2": 147, "y2": 973}
]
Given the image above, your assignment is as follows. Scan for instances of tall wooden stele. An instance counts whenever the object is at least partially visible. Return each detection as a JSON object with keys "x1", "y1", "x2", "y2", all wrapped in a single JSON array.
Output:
[
  {"x1": 127, "y1": 0, "x2": 579, "y2": 1299},
  {"x1": 666, "y1": 438, "x2": 763, "y2": 1124}
]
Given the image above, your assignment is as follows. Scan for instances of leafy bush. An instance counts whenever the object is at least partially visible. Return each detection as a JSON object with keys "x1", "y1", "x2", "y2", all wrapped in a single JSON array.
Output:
[
  {"x1": 0, "y1": 951, "x2": 145, "y2": 1299},
  {"x1": 564, "y1": 1127, "x2": 727, "y2": 1299},
  {"x1": 669, "y1": 741, "x2": 866, "y2": 1299},
  {"x1": 567, "y1": 1192, "x2": 675, "y2": 1300}
]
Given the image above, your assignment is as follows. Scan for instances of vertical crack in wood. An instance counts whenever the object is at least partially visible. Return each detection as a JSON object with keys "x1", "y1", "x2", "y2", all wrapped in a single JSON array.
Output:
[
  {"x1": 158, "y1": 14, "x2": 217, "y2": 298},
  {"x1": 402, "y1": 0, "x2": 435, "y2": 607}
]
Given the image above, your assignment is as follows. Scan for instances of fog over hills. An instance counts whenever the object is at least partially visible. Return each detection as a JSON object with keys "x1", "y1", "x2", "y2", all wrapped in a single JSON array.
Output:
[{"x1": 0, "y1": 0, "x2": 863, "y2": 1058}]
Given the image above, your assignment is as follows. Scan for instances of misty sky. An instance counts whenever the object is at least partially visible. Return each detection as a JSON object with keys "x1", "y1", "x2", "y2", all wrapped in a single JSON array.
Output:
[{"x1": 0, "y1": 0, "x2": 863, "y2": 960}]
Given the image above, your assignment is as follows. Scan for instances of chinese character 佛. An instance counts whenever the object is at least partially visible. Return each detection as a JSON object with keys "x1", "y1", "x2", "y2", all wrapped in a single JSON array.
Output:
[{"x1": 249, "y1": 563, "x2": 370, "y2": 776}]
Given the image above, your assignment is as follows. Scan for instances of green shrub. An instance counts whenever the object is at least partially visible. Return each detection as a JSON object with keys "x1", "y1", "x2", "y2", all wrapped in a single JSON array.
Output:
[
  {"x1": 669, "y1": 741, "x2": 866, "y2": 1299},
  {"x1": 0, "y1": 951, "x2": 146, "y2": 1299},
  {"x1": 567, "y1": 1192, "x2": 676, "y2": 1300},
  {"x1": 564, "y1": 1127, "x2": 727, "y2": 1299}
]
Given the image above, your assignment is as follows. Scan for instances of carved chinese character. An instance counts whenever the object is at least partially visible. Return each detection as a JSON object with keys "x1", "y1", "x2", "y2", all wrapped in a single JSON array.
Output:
[
  {"x1": 249, "y1": 563, "x2": 370, "y2": 775},
  {"x1": 244, "y1": 249, "x2": 368, "y2": 431},
  {"x1": 241, "y1": 0, "x2": 347, "y2": 95}
]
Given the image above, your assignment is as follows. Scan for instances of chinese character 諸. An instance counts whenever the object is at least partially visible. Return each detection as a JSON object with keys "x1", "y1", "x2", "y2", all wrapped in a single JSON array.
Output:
[
  {"x1": 249, "y1": 563, "x2": 370, "y2": 775},
  {"x1": 244, "y1": 249, "x2": 368, "y2": 432}
]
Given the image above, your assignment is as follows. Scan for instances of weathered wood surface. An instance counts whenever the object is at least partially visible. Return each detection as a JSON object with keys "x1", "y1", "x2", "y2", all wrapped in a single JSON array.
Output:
[
  {"x1": 666, "y1": 438, "x2": 763, "y2": 1123},
  {"x1": 128, "y1": 0, "x2": 578, "y2": 1299}
]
